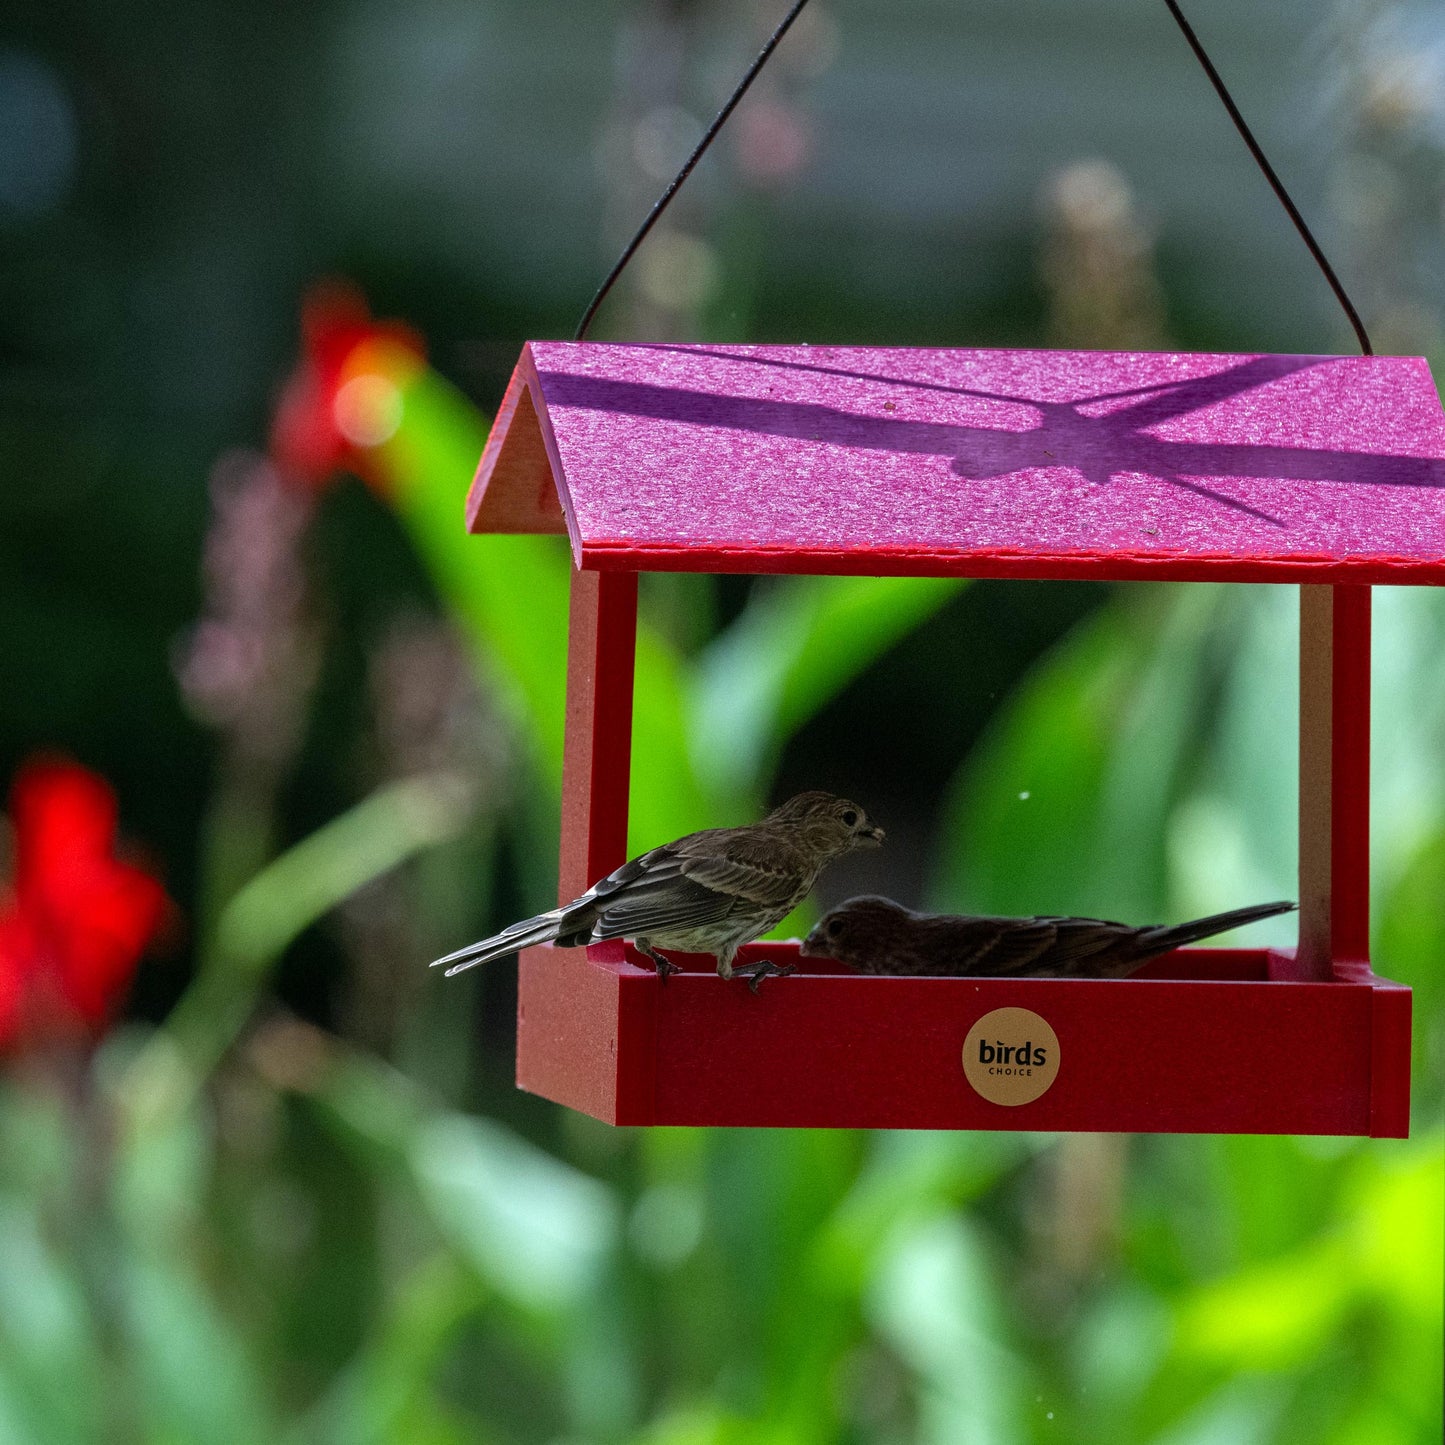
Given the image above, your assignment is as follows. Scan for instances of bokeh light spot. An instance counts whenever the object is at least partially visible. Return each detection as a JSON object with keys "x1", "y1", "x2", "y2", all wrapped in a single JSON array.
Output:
[
  {"x1": 333, "y1": 373, "x2": 404, "y2": 448},
  {"x1": 636, "y1": 230, "x2": 719, "y2": 312}
]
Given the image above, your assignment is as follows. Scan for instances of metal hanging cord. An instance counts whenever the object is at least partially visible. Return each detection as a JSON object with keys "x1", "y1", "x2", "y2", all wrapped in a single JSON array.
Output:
[
  {"x1": 576, "y1": 0, "x2": 1372, "y2": 356},
  {"x1": 1160, "y1": 0, "x2": 1371, "y2": 354}
]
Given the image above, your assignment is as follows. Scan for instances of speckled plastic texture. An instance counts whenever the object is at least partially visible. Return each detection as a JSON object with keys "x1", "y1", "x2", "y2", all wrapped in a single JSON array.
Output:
[{"x1": 469, "y1": 342, "x2": 1445, "y2": 583}]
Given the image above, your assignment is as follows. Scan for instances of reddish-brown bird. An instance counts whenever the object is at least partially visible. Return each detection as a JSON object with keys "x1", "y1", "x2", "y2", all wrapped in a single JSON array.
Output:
[
  {"x1": 432, "y1": 792, "x2": 883, "y2": 989},
  {"x1": 801, "y1": 896, "x2": 1296, "y2": 978}
]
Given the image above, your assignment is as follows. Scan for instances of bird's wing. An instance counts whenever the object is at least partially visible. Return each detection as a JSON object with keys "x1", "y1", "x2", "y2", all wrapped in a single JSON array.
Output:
[
  {"x1": 948, "y1": 916, "x2": 1063, "y2": 975},
  {"x1": 1025, "y1": 915, "x2": 1138, "y2": 973},
  {"x1": 556, "y1": 829, "x2": 743, "y2": 943},
  {"x1": 587, "y1": 875, "x2": 739, "y2": 942},
  {"x1": 586, "y1": 840, "x2": 692, "y2": 899},
  {"x1": 674, "y1": 829, "x2": 811, "y2": 910},
  {"x1": 556, "y1": 825, "x2": 805, "y2": 944}
]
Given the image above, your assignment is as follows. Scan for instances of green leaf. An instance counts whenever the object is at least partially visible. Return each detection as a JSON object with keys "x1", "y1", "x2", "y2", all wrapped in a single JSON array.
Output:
[
  {"x1": 818, "y1": 1130, "x2": 1035, "y2": 1292},
  {"x1": 101, "y1": 1031, "x2": 212, "y2": 1248},
  {"x1": 689, "y1": 575, "x2": 962, "y2": 803},
  {"x1": 213, "y1": 774, "x2": 473, "y2": 971},
  {"x1": 1174, "y1": 1135, "x2": 1444, "y2": 1372},
  {"x1": 934, "y1": 584, "x2": 1236, "y2": 922},
  {"x1": 382, "y1": 370, "x2": 574, "y2": 771},
  {"x1": 1369, "y1": 587, "x2": 1445, "y2": 883},
  {"x1": 0, "y1": 1198, "x2": 105, "y2": 1443},
  {"x1": 1166, "y1": 587, "x2": 1297, "y2": 922},
  {"x1": 295, "y1": 1254, "x2": 484, "y2": 1445},
  {"x1": 119, "y1": 1246, "x2": 275, "y2": 1445},
  {"x1": 382, "y1": 367, "x2": 712, "y2": 849},
  {"x1": 408, "y1": 1113, "x2": 619, "y2": 1313},
  {"x1": 631, "y1": 624, "x2": 716, "y2": 849},
  {"x1": 1176, "y1": 1237, "x2": 1352, "y2": 1371},
  {"x1": 1146, "y1": 1380, "x2": 1287, "y2": 1445},
  {"x1": 162, "y1": 774, "x2": 473, "y2": 1084},
  {"x1": 866, "y1": 1212, "x2": 1027, "y2": 1445},
  {"x1": 1340, "y1": 1136, "x2": 1445, "y2": 1323}
]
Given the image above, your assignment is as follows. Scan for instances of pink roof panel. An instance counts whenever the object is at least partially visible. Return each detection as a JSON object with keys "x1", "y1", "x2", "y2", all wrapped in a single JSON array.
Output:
[{"x1": 468, "y1": 341, "x2": 1445, "y2": 583}]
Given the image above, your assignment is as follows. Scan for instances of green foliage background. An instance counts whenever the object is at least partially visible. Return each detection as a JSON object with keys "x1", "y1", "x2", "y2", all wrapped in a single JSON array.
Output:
[{"x1": 0, "y1": 1, "x2": 1441, "y2": 1440}]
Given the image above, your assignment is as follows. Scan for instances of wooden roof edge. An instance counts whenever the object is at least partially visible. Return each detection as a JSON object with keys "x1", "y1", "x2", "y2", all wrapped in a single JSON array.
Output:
[
  {"x1": 466, "y1": 342, "x2": 573, "y2": 542},
  {"x1": 574, "y1": 539, "x2": 1445, "y2": 585}
]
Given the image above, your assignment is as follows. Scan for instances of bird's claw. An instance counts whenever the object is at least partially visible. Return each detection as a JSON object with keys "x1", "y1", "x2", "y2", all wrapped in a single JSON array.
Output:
[
  {"x1": 651, "y1": 952, "x2": 682, "y2": 983},
  {"x1": 733, "y1": 960, "x2": 797, "y2": 994},
  {"x1": 634, "y1": 941, "x2": 681, "y2": 982}
]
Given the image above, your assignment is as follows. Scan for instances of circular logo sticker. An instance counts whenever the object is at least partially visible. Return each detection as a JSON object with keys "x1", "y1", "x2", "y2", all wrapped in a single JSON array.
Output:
[{"x1": 962, "y1": 1007, "x2": 1060, "y2": 1106}]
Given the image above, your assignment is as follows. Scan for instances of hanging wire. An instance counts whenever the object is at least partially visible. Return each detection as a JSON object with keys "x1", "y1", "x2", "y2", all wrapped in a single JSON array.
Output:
[
  {"x1": 1161, "y1": 0, "x2": 1371, "y2": 354},
  {"x1": 574, "y1": 0, "x2": 813, "y2": 341},
  {"x1": 576, "y1": 0, "x2": 1373, "y2": 356}
]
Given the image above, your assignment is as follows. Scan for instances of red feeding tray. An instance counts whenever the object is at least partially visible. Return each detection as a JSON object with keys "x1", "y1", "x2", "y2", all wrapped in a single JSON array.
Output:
[{"x1": 470, "y1": 342, "x2": 1445, "y2": 1136}]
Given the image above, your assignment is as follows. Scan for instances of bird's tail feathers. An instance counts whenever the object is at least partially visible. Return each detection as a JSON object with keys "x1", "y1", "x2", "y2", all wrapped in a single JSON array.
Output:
[
  {"x1": 430, "y1": 909, "x2": 568, "y2": 976},
  {"x1": 1142, "y1": 900, "x2": 1296, "y2": 954}
]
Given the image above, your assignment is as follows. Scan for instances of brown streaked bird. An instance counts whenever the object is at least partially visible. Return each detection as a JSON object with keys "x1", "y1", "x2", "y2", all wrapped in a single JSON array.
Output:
[
  {"x1": 432, "y1": 792, "x2": 883, "y2": 990},
  {"x1": 801, "y1": 896, "x2": 1296, "y2": 979}
]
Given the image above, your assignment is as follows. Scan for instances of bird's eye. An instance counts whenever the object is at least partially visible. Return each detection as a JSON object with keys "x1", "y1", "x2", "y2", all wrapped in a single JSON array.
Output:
[
  {"x1": 841, "y1": 809, "x2": 859, "y2": 828},
  {"x1": 826, "y1": 918, "x2": 844, "y2": 938}
]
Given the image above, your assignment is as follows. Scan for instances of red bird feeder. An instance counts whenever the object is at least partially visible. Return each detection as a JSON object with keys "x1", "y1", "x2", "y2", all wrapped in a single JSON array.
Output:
[{"x1": 468, "y1": 340, "x2": 1445, "y2": 1135}]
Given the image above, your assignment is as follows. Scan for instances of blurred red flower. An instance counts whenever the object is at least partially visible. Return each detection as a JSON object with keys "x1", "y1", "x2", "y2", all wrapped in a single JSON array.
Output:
[
  {"x1": 0, "y1": 758, "x2": 169, "y2": 1049},
  {"x1": 270, "y1": 280, "x2": 425, "y2": 492}
]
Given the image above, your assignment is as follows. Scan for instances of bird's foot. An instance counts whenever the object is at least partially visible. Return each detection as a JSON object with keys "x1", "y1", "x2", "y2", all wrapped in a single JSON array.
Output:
[
  {"x1": 731, "y1": 960, "x2": 797, "y2": 995},
  {"x1": 636, "y1": 942, "x2": 681, "y2": 983}
]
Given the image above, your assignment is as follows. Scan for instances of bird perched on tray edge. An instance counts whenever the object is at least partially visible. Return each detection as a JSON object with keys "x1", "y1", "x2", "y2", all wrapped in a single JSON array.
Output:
[
  {"x1": 431, "y1": 791, "x2": 883, "y2": 990},
  {"x1": 801, "y1": 896, "x2": 1296, "y2": 978}
]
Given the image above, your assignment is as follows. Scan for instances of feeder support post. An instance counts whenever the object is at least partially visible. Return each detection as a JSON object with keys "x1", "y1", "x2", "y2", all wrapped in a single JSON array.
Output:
[
  {"x1": 1298, "y1": 584, "x2": 1371, "y2": 979},
  {"x1": 559, "y1": 568, "x2": 638, "y2": 904}
]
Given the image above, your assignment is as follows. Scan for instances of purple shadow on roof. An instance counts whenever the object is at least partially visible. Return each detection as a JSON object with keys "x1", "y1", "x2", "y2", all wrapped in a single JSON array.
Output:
[{"x1": 471, "y1": 342, "x2": 1445, "y2": 581}]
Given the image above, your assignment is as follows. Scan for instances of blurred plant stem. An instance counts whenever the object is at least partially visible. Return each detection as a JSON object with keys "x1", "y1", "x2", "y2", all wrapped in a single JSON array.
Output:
[
  {"x1": 122, "y1": 773, "x2": 473, "y2": 1124},
  {"x1": 339, "y1": 614, "x2": 501, "y2": 1058},
  {"x1": 1038, "y1": 1133, "x2": 1129, "y2": 1281},
  {"x1": 1040, "y1": 159, "x2": 1169, "y2": 351},
  {"x1": 176, "y1": 451, "x2": 325, "y2": 937}
]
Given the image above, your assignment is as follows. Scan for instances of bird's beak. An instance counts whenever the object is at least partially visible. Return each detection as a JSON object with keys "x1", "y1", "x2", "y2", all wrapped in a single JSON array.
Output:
[
  {"x1": 860, "y1": 825, "x2": 885, "y2": 847},
  {"x1": 800, "y1": 925, "x2": 825, "y2": 957}
]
